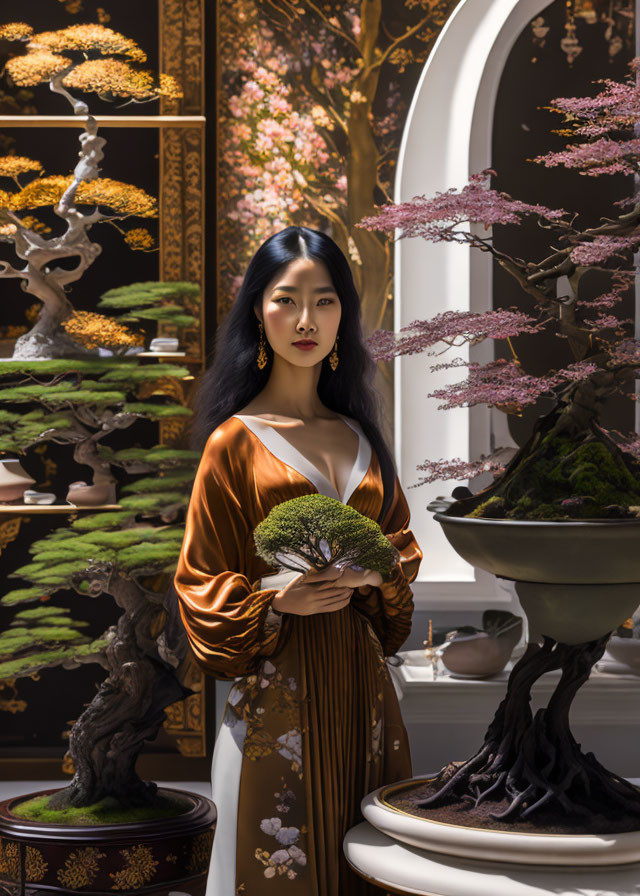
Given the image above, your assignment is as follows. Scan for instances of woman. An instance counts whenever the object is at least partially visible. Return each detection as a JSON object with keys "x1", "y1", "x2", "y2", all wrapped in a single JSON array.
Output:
[{"x1": 173, "y1": 225, "x2": 423, "y2": 895}]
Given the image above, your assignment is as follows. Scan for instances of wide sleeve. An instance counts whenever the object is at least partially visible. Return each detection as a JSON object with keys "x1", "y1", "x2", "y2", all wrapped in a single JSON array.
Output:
[
  {"x1": 173, "y1": 435, "x2": 285, "y2": 680},
  {"x1": 351, "y1": 472, "x2": 423, "y2": 656}
]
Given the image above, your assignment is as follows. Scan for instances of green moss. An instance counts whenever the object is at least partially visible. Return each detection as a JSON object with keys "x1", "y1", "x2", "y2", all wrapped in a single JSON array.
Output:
[
  {"x1": 467, "y1": 496, "x2": 506, "y2": 518},
  {"x1": 464, "y1": 432, "x2": 640, "y2": 521},
  {"x1": 11, "y1": 791, "x2": 191, "y2": 825}
]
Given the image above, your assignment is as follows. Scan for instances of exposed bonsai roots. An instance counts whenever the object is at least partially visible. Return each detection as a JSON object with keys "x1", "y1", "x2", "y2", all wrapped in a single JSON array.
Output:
[{"x1": 418, "y1": 636, "x2": 640, "y2": 821}]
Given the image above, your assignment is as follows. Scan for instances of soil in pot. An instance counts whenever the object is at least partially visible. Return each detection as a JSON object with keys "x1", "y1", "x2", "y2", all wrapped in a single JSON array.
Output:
[{"x1": 384, "y1": 777, "x2": 640, "y2": 835}]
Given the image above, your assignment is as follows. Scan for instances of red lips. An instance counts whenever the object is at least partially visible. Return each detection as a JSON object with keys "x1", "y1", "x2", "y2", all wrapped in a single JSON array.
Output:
[{"x1": 293, "y1": 340, "x2": 317, "y2": 345}]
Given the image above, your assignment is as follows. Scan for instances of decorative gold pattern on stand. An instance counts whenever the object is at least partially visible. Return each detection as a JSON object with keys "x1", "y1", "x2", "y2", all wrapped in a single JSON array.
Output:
[
  {"x1": 57, "y1": 846, "x2": 106, "y2": 890},
  {"x1": 186, "y1": 830, "x2": 213, "y2": 875},
  {"x1": 0, "y1": 517, "x2": 27, "y2": 557},
  {"x1": 0, "y1": 840, "x2": 47, "y2": 883},
  {"x1": 109, "y1": 844, "x2": 159, "y2": 890},
  {"x1": 0, "y1": 838, "x2": 19, "y2": 880}
]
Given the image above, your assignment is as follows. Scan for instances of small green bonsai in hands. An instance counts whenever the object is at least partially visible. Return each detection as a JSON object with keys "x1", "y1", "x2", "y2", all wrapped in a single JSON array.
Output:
[{"x1": 253, "y1": 494, "x2": 400, "y2": 578}]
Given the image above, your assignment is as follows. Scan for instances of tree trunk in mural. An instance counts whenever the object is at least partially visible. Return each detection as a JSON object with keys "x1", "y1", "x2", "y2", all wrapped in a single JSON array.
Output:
[{"x1": 345, "y1": 0, "x2": 393, "y2": 439}]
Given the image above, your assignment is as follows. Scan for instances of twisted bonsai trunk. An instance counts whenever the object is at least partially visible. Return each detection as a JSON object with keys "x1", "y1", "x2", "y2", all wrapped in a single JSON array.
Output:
[
  {"x1": 47, "y1": 575, "x2": 192, "y2": 810},
  {"x1": 418, "y1": 635, "x2": 640, "y2": 820}
]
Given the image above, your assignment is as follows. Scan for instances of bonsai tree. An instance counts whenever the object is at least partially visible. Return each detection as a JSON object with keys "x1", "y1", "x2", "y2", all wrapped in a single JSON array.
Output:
[
  {"x1": 59, "y1": 281, "x2": 201, "y2": 356},
  {"x1": 0, "y1": 22, "x2": 183, "y2": 359},
  {"x1": 0, "y1": 358, "x2": 201, "y2": 809},
  {"x1": 0, "y1": 358, "x2": 192, "y2": 503},
  {"x1": 95, "y1": 281, "x2": 201, "y2": 352},
  {"x1": 253, "y1": 493, "x2": 400, "y2": 576},
  {"x1": 358, "y1": 56, "x2": 640, "y2": 521},
  {"x1": 352, "y1": 58, "x2": 640, "y2": 825}
]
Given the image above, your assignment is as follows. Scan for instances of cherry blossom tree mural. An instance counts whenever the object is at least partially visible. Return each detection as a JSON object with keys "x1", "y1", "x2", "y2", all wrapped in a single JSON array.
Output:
[{"x1": 218, "y1": 0, "x2": 457, "y2": 426}]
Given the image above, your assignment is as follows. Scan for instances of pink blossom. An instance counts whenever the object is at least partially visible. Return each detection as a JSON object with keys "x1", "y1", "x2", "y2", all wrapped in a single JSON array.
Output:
[
  {"x1": 608, "y1": 338, "x2": 640, "y2": 366},
  {"x1": 365, "y1": 310, "x2": 542, "y2": 362},
  {"x1": 549, "y1": 79, "x2": 640, "y2": 136},
  {"x1": 570, "y1": 234, "x2": 640, "y2": 265},
  {"x1": 426, "y1": 358, "x2": 599, "y2": 411},
  {"x1": 534, "y1": 137, "x2": 640, "y2": 177},
  {"x1": 243, "y1": 81, "x2": 265, "y2": 102},
  {"x1": 618, "y1": 433, "x2": 640, "y2": 459},
  {"x1": 560, "y1": 360, "x2": 601, "y2": 381},
  {"x1": 413, "y1": 455, "x2": 507, "y2": 485},
  {"x1": 357, "y1": 169, "x2": 566, "y2": 242},
  {"x1": 582, "y1": 313, "x2": 633, "y2": 330},
  {"x1": 577, "y1": 286, "x2": 627, "y2": 310}
]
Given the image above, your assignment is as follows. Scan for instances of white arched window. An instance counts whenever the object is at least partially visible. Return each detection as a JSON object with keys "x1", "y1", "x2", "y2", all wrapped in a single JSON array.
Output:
[{"x1": 394, "y1": 0, "x2": 558, "y2": 610}]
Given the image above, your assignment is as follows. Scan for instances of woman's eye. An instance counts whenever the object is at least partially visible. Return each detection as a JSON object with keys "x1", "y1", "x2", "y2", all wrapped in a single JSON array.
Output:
[{"x1": 274, "y1": 296, "x2": 334, "y2": 304}]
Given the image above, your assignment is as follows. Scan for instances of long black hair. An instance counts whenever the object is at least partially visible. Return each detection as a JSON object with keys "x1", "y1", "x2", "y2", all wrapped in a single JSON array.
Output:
[{"x1": 190, "y1": 225, "x2": 397, "y2": 523}]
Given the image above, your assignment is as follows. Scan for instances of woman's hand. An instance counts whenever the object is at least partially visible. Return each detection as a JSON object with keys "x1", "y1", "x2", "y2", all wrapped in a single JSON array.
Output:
[
  {"x1": 336, "y1": 567, "x2": 383, "y2": 589},
  {"x1": 270, "y1": 564, "x2": 383, "y2": 616}
]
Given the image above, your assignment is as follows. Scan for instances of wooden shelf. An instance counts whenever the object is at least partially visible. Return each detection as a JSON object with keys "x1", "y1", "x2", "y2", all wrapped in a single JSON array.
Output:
[
  {"x1": 0, "y1": 352, "x2": 202, "y2": 362},
  {"x1": 0, "y1": 504, "x2": 122, "y2": 513}
]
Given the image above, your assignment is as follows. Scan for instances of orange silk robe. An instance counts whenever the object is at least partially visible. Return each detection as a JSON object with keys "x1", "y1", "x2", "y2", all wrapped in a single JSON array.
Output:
[{"x1": 173, "y1": 414, "x2": 423, "y2": 896}]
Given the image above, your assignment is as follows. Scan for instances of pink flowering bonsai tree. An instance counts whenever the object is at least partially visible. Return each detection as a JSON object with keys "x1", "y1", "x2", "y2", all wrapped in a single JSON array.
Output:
[{"x1": 359, "y1": 57, "x2": 640, "y2": 522}]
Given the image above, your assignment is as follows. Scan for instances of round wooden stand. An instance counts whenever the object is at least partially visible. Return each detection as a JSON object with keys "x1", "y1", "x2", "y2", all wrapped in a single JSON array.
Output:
[{"x1": 0, "y1": 786, "x2": 216, "y2": 895}]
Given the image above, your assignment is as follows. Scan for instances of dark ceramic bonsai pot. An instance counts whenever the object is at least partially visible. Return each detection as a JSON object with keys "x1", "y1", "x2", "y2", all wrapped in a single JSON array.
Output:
[
  {"x1": 0, "y1": 786, "x2": 215, "y2": 895},
  {"x1": 434, "y1": 514, "x2": 640, "y2": 643}
]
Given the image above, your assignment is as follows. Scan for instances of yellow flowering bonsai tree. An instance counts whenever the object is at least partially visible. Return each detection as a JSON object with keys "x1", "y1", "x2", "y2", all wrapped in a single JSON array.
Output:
[{"x1": 0, "y1": 22, "x2": 182, "y2": 359}]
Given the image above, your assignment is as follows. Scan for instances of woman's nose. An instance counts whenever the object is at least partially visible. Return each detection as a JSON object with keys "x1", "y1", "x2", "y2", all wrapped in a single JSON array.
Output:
[{"x1": 297, "y1": 308, "x2": 315, "y2": 330}]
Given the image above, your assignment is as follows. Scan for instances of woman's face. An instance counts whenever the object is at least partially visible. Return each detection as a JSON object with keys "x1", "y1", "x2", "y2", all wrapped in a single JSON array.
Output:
[{"x1": 256, "y1": 257, "x2": 342, "y2": 368}]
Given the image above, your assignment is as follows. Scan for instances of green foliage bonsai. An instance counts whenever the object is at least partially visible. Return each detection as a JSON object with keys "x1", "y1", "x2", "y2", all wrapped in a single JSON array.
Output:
[
  {"x1": 253, "y1": 494, "x2": 400, "y2": 579},
  {"x1": 0, "y1": 358, "x2": 201, "y2": 813},
  {"x1": 60, "y1": 280, "x2": 201, "y2": 356}
]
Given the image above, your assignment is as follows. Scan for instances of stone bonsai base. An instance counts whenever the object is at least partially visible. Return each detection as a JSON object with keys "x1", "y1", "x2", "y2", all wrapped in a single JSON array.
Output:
[
  {"x1": 361, "y1": 779, "x2": 640, "y2": 866},
  {"x1": 344, "y1": 821, "x2": 640, "y2": 896}
]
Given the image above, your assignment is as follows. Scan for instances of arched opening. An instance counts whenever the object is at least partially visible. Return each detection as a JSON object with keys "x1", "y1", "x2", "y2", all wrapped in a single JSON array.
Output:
[{"x1": 395, "y1": 0, "x2": 636, "y2": 609}]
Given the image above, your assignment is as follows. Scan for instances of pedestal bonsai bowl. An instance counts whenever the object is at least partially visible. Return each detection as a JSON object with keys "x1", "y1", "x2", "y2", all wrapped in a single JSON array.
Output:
[{"x1": 364, "y1": 504, "x2": 640, "y2": 865}]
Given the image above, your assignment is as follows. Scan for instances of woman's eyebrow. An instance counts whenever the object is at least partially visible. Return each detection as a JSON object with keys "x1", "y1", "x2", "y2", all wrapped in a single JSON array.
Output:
[{"x1": 272, "y1": 285, "x2": 337, "y2": 292}]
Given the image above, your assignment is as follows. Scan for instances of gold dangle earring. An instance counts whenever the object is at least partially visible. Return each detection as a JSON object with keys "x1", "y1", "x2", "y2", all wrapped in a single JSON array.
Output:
[
  {"x1": 257, "y1": 321, "x2": 268, "y2": 370},
  {"x1": 329, "y1": 334, "x2": 339, "y2": 371}
]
